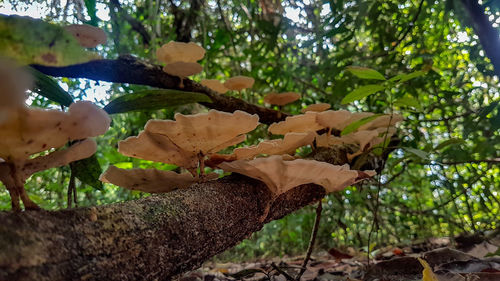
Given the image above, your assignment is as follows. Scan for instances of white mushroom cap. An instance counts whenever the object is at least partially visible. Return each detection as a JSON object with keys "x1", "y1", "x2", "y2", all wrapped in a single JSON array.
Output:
[
  {"x1": 301, "y1": 103, "x2": 331, "y2": 113},
  {"x1": 201, "y1": 79, "x2": 229, "y2": 94},
  {"x1": 145, "y1": 110, "x2": 259, "y2": 155},
  {"x1": 100, "y1": 165, "x2": 197, "y2": 193},
  {"x1": 218, "y1": 155, "x2": 375, "y2": 196},
  {"x1": 162, "y1": 62, "x2": 203, "y2": 77},
  {"x1": 263, "y1": 92, "x2": 301, "y2": 106},
  {"x1": 268, "y1": 112, "x2": 325, "y2": 135},
  {"x1": 64, "y1": 24, "x2": 107, "y2": 48},
  {"x1": 223, "y1": 76, "x2": 255, "y2": 91},
  {"x1": 156, "y1": 41, "x2": 206, "y2": 64},
  {"x1": 0, "y1": 101, "x2": 110, "y2": 160}
]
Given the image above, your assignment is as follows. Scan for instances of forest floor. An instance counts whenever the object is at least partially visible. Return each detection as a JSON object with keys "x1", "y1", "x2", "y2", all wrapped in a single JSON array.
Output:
[{"x1": 175, "y1": 233, "x2": 500, "y2": 281}]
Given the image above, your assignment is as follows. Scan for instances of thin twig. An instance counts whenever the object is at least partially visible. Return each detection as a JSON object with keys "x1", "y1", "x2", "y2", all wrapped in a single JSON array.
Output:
[
  {"x1": 295, "y1": 200, "x2": 323, "y2": 281},
  {"x1": 67, "y1": 171, "x2": 75, "y2": 208},
  {"x1": 271, "y1": 262, "x2": 295, "y2": 281}
]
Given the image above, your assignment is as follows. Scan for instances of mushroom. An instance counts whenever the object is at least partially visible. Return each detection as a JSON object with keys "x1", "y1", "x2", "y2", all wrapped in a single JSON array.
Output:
[
  {"x1": 145, "y1": 110, "x2": 259, "y2": 156},
  {"x1": 263, "y1": 92, "x2": 301, "y2": 118},
  {"x1": 223, "y1": 76, "x2": 255, "y2": 91},
  {"x1": 263, "y1": 92, "x2": 301, "y2": 106},
  {"x1": 156, "y1": 41, "x2": 206, "y2": 87},
  {"x1": 118, "y1": 131, "x2": 199, "y2": 175},
  {"x1": 156, "y1": 41, "x2": 206, "y2": 64},
  {"x1": 201, "y1": 79, "x2": 229, "y2": 94},
  {"x1": 268, "y1": 111, "x2": 325, "y2": 135},
  {"x1": 64, "y1": 24, "x2": 107, "y2": 48},
  {"x1": 0, "y1": 58, "x2": 31, "y2": 108},
  {"x1": 162, "y1": 62, "x2": 203, "y2": 78},
  {"x1": 0, "y1": 65, "x2": 110, "y2": 210},
  {"x1": 218, "y1": 155, "x2": 375, "y2": 197},
  {"x1": 100, "y1": 166, "x2": 198, "y2": 193},
  {"x1": 316, "y1": 110, "x2": 353, "y2": 134},
  {"x1": 301, "y1": 103, "x2": 331, "y2": 113},
  {"x1": 105, "y1": 110, "x2": 259, "y2": 191},
  {"x1": 232, "y1": 132, "x2": 315, "y2": 159},
  {"x1": 0, "y1": 61, "x2": 110, "y2": 211}
]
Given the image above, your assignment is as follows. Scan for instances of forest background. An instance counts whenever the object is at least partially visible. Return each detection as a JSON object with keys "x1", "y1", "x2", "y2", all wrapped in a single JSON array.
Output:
[{"x1": 1, "y1": 0, "x2": 499, "y2": 260}]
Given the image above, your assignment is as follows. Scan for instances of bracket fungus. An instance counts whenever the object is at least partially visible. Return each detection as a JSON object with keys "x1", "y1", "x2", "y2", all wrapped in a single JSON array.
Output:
[
  {"x1": 0, "y1": 64, "x2": 111, "y2": 210},
  {"x1": 315, "y1": 113, "x2": 403, "y2": 160},
  {"x1": 263, "y1": 92, "x2": 301, "y2": 106},
  {"x1": 99, "y1": 166, "x2": 217, "y2": 193},
  {"x1": 217, "y1": 155, "x2": 376, "y2": 197},
  {"x1": 102, "y1": 110, "x2": 259, "y2": 193},
  {"x1": 268, "y1": 111, "x2": 325, "y2": 135},
  {"x1": 157, "y1": 41, "x2": 206, "y2": 85},
  {"x1": 301, "y1": 103, "x2": 331, "y2": 113},
  {"x1": 64, "y1": 24, "x2": 107, "y2": 48},
  {"x1": 201, "y1": 79, "x2": 229, "y2": 94},
  {"x1": 223, "y1": 76, "x2": 255, "y2": 91}
]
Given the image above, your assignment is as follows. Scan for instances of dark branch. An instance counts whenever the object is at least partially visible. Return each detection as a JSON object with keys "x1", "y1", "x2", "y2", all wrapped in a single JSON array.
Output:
[
  {"x1": 460, "y1": 0, "x2": 500, "y2": 76},
  {"x1": 110, "y1": 0, "x2": 151, "y2": 45},
  {"x1": 31, "y1": 56, "x2": 286, "y2": 125}
]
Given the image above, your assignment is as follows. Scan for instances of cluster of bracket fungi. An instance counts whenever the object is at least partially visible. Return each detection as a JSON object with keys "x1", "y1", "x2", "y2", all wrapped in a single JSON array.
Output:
[{"x1": 0, "y1": 22, "x2": 401, "y2": 210}]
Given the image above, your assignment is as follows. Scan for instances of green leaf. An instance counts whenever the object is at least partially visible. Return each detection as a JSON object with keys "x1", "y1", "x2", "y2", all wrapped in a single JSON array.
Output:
[
  {"x1": 478, "y1": 101, "x2": 499, "y2": 118},
  {"x1": 0, "y1": 14, "x2": 100, "y2": 66},
  {"x1": 84, "y1": 0, "x2": 98, "y2": 26},
  {"x1": 341, "y1": 114, "x2": 386, "y2": 136},
  {"x1": 346, "y1": 66, "x2": 386, "y2": 80},
  {"x1": 396, "y1": 70, "x2": 426, "y2": 83},
  {"x1": 103, "y1": 89, "x2": 213, "y2": 114},
  {"x1": 403, "y1": 147, "x2": 429, "y2": 160},
  {"x1": 341, "y1": 84, "x2": 386, "y2": 104},
  {"x1": 29, "y1": 67, "x2": 74, "y2": 106},
  {"x1": 434, "y1": 138, "x2": 465, "y2": 151},
  {"x1": 70, "y1": 154, "x2": 103, "y2": 190},
  {"x1": 394, "y1": 96, "x2": 420, "y2": 109}
]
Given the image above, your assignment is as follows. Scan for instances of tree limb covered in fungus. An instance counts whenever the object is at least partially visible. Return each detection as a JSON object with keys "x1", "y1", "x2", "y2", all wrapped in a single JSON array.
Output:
[
  {"x1": 31, "y1": 56, "x2": 286, "y2": 125},
  {"x1": 0, "y1": 176, "x2": 325, "y2": 281}
]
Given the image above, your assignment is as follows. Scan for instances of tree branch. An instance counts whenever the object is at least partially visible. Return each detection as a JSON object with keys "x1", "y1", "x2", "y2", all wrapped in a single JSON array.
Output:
[
  {"x1": 0, "y1": 175, "x2": 325, "y2": 280},
  {"x1": 31, "y1": 56, "x2": 286, "y2": 125},
  {"x1": 460, "y1": 0, "x2": 500, "y2": 77},
  {"x1": 109, "y1": 0, "x2": 151, "y2": 45}
]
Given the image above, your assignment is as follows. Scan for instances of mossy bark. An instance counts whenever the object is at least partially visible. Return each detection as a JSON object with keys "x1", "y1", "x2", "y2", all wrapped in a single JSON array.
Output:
[{"x1": 0, "y1": 175, "x2": 325, "y2": 280}]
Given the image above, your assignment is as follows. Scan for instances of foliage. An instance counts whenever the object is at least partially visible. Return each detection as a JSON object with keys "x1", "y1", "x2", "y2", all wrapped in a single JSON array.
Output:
[{"x1": 1, "y1": 0, "x2": 499, "y2": 260}]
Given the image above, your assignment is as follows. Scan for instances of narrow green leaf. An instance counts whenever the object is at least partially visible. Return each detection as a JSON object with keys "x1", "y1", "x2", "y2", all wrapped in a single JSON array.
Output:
[
  {"x1": 29, "y1": 67, "x2": 74, "y2": 106},
  {"x1": 346, "y1": 66, "x2": 386, "y2": 80},
  {"x1": 434, "y1": 138, "x2": 465, "y2": 151},
  {"x1": 0, "y1": 14, "x2": 100, "y2": 66},
  {"x1": 394, "y1": 96, "x2": 420, "y2": 109},
  {"x1": 341, "y1": 114, "x2": 386, "y2": 136},
  {"x1": 403, "y1": 147, "x2": 429, "y2": 160},
  {"x1": 103, "y1": 89, "x2": 213, "y2": 114},
  {"x1": 341, "y1": 84, "x2": 386, "y2": 104},
  {"x1": 478, "y1": 101, "x2": 499, "y2": 118},
  {"x1": 397, "y1": 70, "x2": 426, "y2": 83},
  {"x1": 83, "y1": 0, "x2": 98, "y2": 26},
  {"x1": 70, "y1": 154, "x2": 103, "y2": 190}
]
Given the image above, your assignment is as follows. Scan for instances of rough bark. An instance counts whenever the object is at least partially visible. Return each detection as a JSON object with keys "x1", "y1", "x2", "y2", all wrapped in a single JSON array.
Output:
[
  {"x1": 0, "y1": 175, "x2": 325, "y2": 281},
  {"x1": 31, "y1": 56, "x2": 286, "y2": 125}
]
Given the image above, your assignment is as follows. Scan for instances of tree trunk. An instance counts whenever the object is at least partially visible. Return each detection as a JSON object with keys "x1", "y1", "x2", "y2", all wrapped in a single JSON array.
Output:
[{"x1": 0, "y1": 175, "x2": 325, "y2": 280}]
